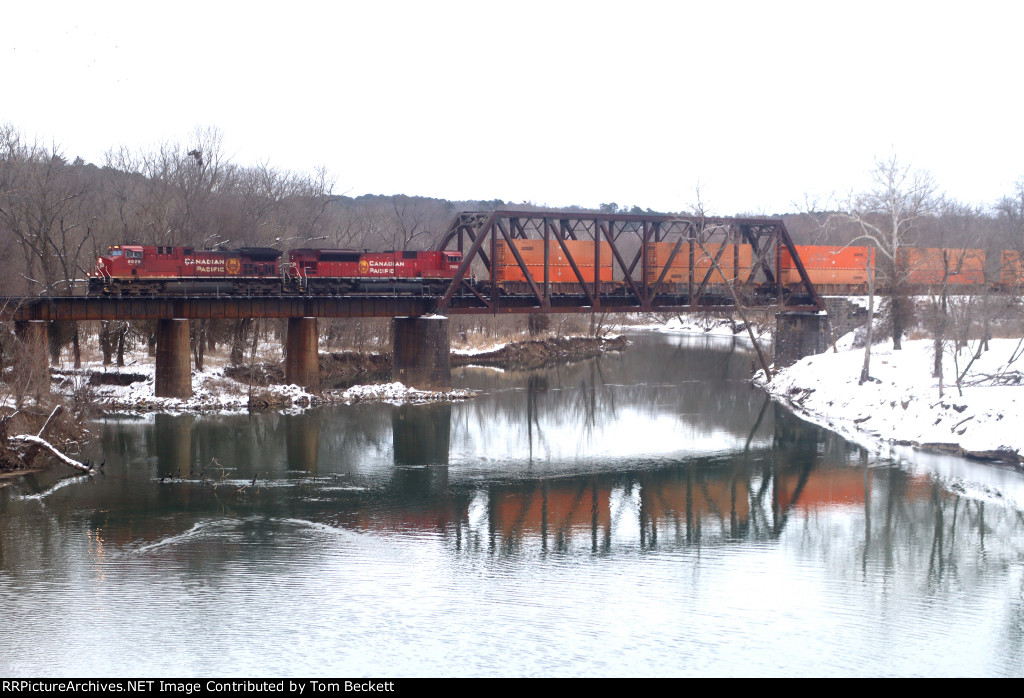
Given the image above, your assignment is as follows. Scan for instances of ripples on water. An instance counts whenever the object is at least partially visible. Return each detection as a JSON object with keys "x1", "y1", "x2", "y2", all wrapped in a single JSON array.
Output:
[{"x1": 1, "y1": 333, "x2": 1024, "y2": 677}]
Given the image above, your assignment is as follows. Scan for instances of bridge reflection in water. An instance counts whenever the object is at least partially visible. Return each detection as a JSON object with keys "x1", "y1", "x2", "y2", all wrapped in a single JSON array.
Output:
[
  {"x1": 7, "y1": 328, "x2": 1022, "y2": 678},
  {"x1": 128, "y1": 402, "x2": 926, "y2": 556},
  {"x1": 71, "y1": 330, "x2": 1013, "y2": 571}
]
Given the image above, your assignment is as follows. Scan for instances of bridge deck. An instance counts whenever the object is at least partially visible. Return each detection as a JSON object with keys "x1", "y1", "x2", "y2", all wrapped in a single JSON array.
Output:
[
  {"x1": 0, "y1": 292, "x2": 819, "y2": 322},
  {"x1": 0, "y1": 211, "x2": 825, "y2": 321}
]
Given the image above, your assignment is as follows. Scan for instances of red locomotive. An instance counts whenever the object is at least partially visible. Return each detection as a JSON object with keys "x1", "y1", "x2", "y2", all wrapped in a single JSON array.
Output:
[
  {"x1": 88, "y1": 245, "x2": 464, "y2": 296},
  {"x1": 286, "y1": 249, "x2": 463, "y2": 293},
  {"x1": 89, "y1": 245, "x2": 283, "y2": 295}
]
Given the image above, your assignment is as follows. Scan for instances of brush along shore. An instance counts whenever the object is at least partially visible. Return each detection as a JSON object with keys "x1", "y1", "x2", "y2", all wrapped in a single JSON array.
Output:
[
  {"x1": 755, "y1": 337, "x2": 1024, "y2": 467},
  {"x1": 56, "y1": 333, "x2": 628, "y2": 414}
]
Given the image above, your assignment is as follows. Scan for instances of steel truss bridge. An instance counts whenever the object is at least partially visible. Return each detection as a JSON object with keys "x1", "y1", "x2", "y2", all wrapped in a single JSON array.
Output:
[{"x1": 0, "y1": 211, "x2": 823, "y2": 322}]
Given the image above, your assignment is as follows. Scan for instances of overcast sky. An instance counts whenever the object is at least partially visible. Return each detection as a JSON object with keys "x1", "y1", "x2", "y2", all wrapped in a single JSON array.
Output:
[{"x1": 6, "y1": 0, "x2": 1023, "y2": 215}]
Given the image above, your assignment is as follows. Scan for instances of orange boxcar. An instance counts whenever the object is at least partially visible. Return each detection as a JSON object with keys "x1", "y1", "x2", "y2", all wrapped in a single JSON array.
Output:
[
  {"x1": 496, "y1": 239, "x2": 612, "y2": 266},
  {"x1": 1001, "y1": 251, "x2": 1024, "y2": 287},
  {"x1": 496, "y1": 264, "x2": 613, "y2": 283},
  {"x1": 496, "y1": 240, "x2": 613, "y2": 283},
  {"x1": 645, "y1": 242, "x2": 753, "y2": 285},
  {"x1": 778, "y1": 245, "x2": 872, "y2": 287},
  {"x1": 899, "y1": 247, "x2": 986, "y2": 286}
]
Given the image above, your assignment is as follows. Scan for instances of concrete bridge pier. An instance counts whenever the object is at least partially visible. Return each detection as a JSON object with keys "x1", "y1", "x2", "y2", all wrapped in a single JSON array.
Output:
[
  {"x1": 392, "y1": 316, "x2": 451, "y2": 391},
  {"x1": 155, "y1": 319, "x2": 192, "y2": 399},
  {"x1": 14, "y1": 320, "x2": 50, "y2": 397},
  {"x1": 285, "y1": 317, "x2": 321, "y2": 394},
  {"x1": 775, "y1": 312, "x2": 831, "y2": 367}
]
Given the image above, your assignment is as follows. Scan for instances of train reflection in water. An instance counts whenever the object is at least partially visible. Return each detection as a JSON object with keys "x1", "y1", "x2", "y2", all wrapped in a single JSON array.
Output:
[
  {"x1": 62, "y1": 332, "x2": 1016, "y2": 567},
  {"x1": 85, "y1": 402, "x2": 937, "y2": 557}
]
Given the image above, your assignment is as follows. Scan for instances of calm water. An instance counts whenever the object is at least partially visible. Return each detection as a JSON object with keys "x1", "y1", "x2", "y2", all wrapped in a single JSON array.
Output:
[{"x1": 2, "y1": 332, "x2": 1024, "y2": 677}]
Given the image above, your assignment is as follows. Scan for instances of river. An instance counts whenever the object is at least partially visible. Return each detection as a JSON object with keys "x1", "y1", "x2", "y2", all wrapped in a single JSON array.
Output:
[{"x1": 1, "y1": 332, "x2": 1023, "y2": 677}]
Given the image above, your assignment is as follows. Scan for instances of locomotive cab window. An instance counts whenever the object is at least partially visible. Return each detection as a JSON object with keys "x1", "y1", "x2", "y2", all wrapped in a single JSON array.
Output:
[
  {"x1": 319, "y1": 252, "x2": 360, "y2": 263},
  {"x1": 127, "y1": 250, "x2": 143, "y2": 260}
]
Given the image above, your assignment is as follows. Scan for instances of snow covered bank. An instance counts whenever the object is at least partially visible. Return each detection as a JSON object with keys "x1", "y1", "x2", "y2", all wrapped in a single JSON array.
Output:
[
  {"x1": 52, "y1": 332, "x2": 627, "y2": 415},
  {"x1": 56, "y1": 364, "x2": 474, "y2": 414},
  {"x1": 623, "y1": 313, "x2": 773, "y2": 342},
  {"x1": 754, "y1": 338, "x2": 1024, "y2": 465},
  {"x1": 338, "y1": 382, "x2": 474, "y2": 404}
]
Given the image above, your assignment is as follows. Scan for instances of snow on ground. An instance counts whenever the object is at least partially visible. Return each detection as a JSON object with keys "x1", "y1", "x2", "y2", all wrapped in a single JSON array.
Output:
[
  {"x1": 755, "y1": 337, "x2": 1024, "y2": 465},
  {"x1": 57, "y1": 361, "x2": 473, "y2": 414},
  {"x1": 338, "y1": 382, "x2": 474, "y2": 404},
  {"x1": 627, "y1": 314, "x2": 771, "y2": 342},
  {"x1": 451, "y1": 341, "x2": 508, "y2": 356}
]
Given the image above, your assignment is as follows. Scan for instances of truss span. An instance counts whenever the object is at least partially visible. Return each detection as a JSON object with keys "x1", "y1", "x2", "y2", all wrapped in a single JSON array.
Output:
[{"x1": 0, "y1": 211, "x2": 823, "y2": 321}]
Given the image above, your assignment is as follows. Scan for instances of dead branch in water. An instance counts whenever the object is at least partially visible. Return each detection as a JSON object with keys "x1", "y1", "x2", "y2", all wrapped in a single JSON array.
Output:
[{"x1": 6, "y1": 405, "x2": 92, "y2": 473}]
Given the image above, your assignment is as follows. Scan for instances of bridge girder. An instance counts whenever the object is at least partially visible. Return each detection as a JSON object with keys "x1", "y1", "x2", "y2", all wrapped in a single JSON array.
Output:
[{"x1": 0, "y1": 211, "x2": 824, "y2": 321}]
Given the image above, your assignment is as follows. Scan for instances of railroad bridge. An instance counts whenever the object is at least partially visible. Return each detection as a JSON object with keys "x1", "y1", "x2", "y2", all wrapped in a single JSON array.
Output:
[{"x1": 0, "y1": 211, "x2": 830, "y2": 398}]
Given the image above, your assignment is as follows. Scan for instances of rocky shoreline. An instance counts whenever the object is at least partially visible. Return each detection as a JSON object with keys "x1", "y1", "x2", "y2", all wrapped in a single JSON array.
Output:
[
  {"x1": 68, "y1": 333, "x2": 628, "y2": 414},
  {"x1": 452, "y1": 334, "x2": 629, "y2": 370}
]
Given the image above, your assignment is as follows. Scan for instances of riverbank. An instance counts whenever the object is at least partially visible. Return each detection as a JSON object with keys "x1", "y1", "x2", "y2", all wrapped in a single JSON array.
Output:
[
  {"x1": 451, "y1": 334, "x2": 628, "y2": 369},
  {"x1": 54, "y1": 333, "x2": 627, "y2": 414},
  {"x1": 68, "y1": 365, "x2": 477, "y2": 414},
  {"x1": 754, "y1": 337, "x2": 1024, "y2": 466}
]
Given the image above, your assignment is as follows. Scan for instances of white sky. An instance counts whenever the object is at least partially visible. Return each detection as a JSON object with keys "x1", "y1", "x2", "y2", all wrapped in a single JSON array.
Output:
[{"x1": 6, "y1": 0, "x2": 1024, "y2": 215}]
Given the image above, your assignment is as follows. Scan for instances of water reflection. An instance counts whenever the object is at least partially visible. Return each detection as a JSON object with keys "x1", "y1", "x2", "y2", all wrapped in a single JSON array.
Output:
[
  {"x1": 2, "y1": 333, "x2": 1024, "y2": 677},
  {"x1": 154, "y1": 413, "x2": 192, "y2": 477},
  {"x1": 286, "y1": 409, "x2": 321, "y2": 473},
  {"x1": 11, "y1": 400, "x2": 1019, "y2": 563},
  {"x1": 393, "y1": 404, "x2": 450, "y2": 465}
]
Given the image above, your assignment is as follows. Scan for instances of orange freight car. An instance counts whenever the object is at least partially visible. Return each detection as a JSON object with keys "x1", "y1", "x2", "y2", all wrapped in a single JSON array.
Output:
[
  {"x1": 495, "y1": 240, "x2": 613, "y2": 284},
  {"x1": 645, "y1": 241, "x2": 753, "y2": 285},
  {"x1": 778, "y1": 245, "x2": 872, "y2": 290},
  {"x1": 1001, "y1": 251, "x2": 1024, "y2": 288},
  {"x1": 898, "y1": 247, "x2": 986, "y2": 286}
]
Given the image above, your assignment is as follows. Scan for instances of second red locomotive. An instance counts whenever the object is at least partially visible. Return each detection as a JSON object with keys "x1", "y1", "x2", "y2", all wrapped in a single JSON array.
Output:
[
  {"x1": 88, "y1": 245, "x2": 464, "y2": 296},
  {"x1": 287, "y1": 249, "x2": 463, "y2": 294}
]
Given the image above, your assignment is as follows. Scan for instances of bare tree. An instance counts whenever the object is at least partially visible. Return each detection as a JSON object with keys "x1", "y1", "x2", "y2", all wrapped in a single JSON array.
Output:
[
  {"x1": 0, "y1": 124, "x2": 94, "y2": 296},
  {"x1": 996, "y1": 179, "x2": 1024, "y2": 292},
  {"x1": 836, "y1": 155, "x2": 940, "y2": 351},
  {"x1": 388, "y1": 195, "x2": 446, "y2": 250},
  {"x1": 686, "y1": 187, "x2": 773, "y2": 379},
  {"x1": 830, "y1": 156, "x2": 940, "y2": 384}
]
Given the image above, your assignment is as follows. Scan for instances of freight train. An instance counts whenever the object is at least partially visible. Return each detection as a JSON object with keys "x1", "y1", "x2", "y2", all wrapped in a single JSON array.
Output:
[
  {"x1": 648, "y1": 242, "x2": 1022, "y2": 294},
  {"x1": 777, "y1": 244, "x2": 1023, "y2": 294},
  {"x1": 86, "y1": 241, "x2": 1024, "y2": 297},
  {"x1": 88, "y1": 244, "x2": 464, "y2": 296}
]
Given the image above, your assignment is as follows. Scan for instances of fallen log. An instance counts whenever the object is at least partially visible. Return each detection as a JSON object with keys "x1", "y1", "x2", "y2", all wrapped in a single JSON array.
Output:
[
  {"x1": 8, "y1": 434, "x2": 92, "y2": 473},
  {"x1": 6, "y1": 404, "x2": 92, "y2": 473}
]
